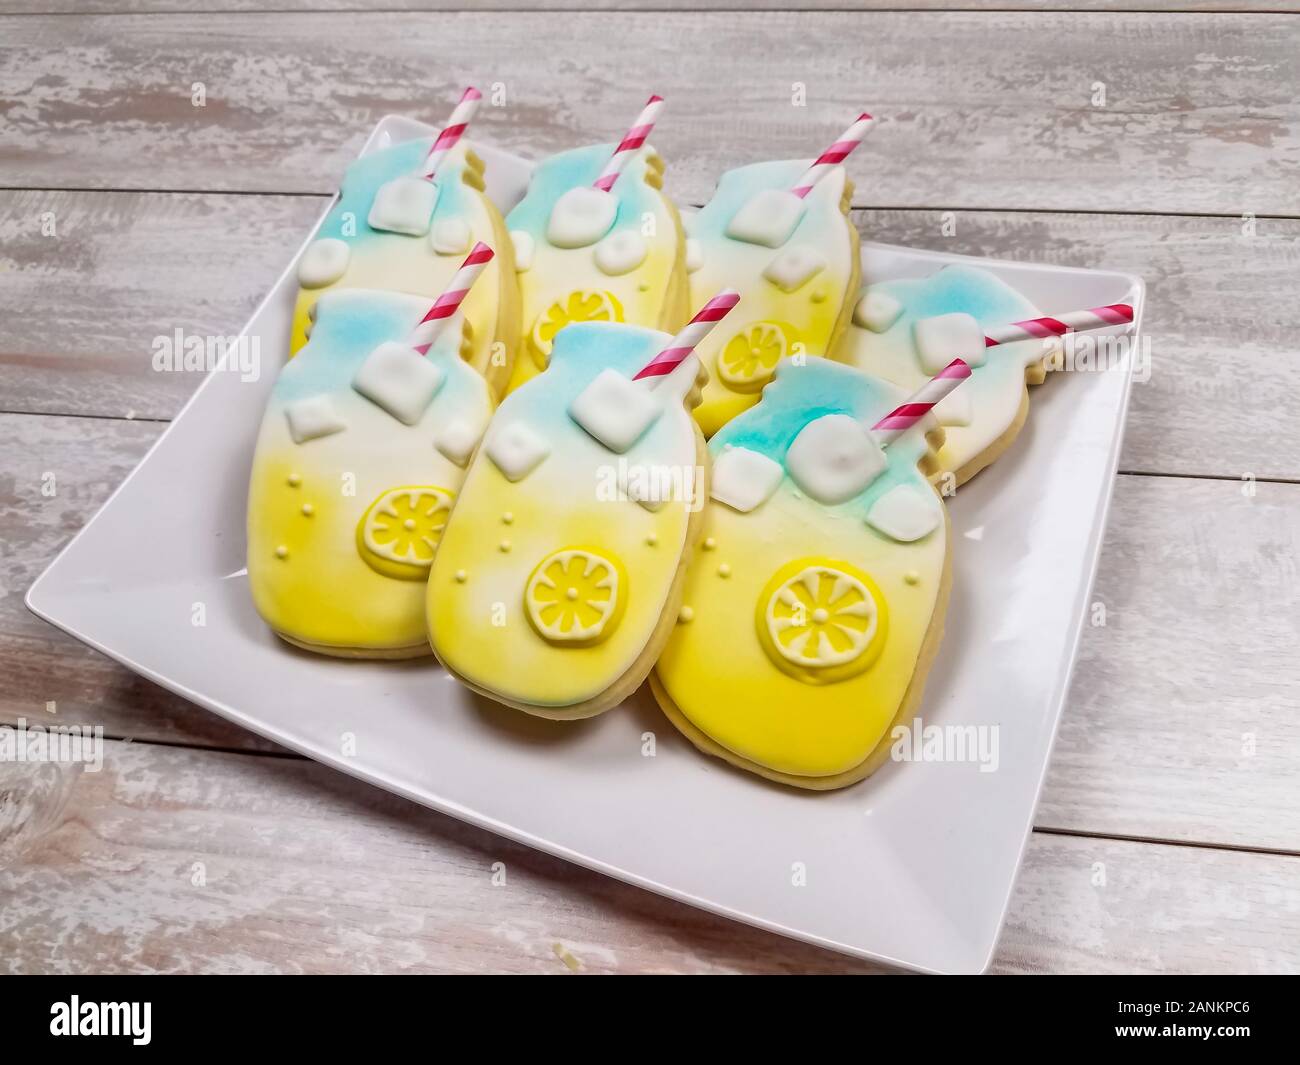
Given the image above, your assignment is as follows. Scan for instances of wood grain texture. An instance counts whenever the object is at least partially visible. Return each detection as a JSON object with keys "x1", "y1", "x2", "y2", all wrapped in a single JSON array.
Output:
[
  {"x1": 0, "y1": 413, "x2": 281, "y2": 752},
  {"x1": 1, "y1": 741, "x2": 1296, "y2": 974},
  {"x1": 7, "y1": 411, "x2": 1300, "y2": 851},
  {"x1": 1, "y1": 11, "x2": 1296, "y2": 214},
  {"x1": 4, "y1": 191, "x2": 1297, "y2": 478}
]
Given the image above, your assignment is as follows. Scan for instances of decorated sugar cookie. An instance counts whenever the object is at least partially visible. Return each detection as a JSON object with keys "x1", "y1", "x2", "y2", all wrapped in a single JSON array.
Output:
[
  {"x1": 835, "y1": 264, "x2": 1135, "y2": 484},
  {"x1": 290, "y1": 88, "x2": 520, "y2": 397},
  {"x1": 249, "y1": 246, "x2": 497, "y2": 658},
  {"x1": 651, "y1": 356, "x2": 972, "y2": 790},
  {"x1": 685, "y1": 114, "x2": 872, "y2": 436},
  {"x1": 428, "y1": 294, "x2": 738, "y2": 719},
  {"x1": 503, "y1": 96, "x2": 688, "y2": 394}
]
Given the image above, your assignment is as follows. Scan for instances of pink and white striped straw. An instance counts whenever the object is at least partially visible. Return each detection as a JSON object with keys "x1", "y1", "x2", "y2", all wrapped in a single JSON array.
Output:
[
  {"x1": 593, "y1": 95, "x2": 665, "y2": 193},
  {"x1": 871, "y1": 358, "x2": 971, "y2": 446},
  {"x1": 633, "y1": 290, "x2": 741, "y2": 381},
  {"x1": 791, "y1": 112, "x2": 875, "y2": 199},
  {"x1": 422, "y1": 87, "x2": 483, "y2": 181},
  {"x1": 984, "y1": 303, "x2": 1134, "y2": 347},
  {"x1": 407, "y1": 242, "x2": 495, "y2": 355}
]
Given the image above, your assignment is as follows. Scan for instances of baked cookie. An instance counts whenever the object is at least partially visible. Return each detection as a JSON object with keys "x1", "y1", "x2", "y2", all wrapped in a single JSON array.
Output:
[
  {"x1": 428, "y1": 321, "x2": 708, "y2": 719},
  {"x1": 249, "y1": 288, "x2": 492, "y2": 657},
  {"x1": 503, "y1": 142, "x2": 688, "y2": 394},
  {"x1": 651, "y1": 358, "x2": 952, "y2": 789},
  {"x1": 684, "y1": 159, "x2": 860, "y2": 436},
  {"x1": 291, "y1": 137, "x2": 519, "y2": 397}
]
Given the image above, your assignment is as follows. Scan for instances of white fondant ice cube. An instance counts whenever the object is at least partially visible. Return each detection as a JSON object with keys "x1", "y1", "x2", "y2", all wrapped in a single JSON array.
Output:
[
  {"x1": 594, "y1": 230, "x2": 648, "y2": 275},
  {"x1": 297, "y1": 238, "x2": 351, "y2": 288},
  {"x1": 685, "y1": 238, "x2": 703, "y2": 273},
  {"x1": 914, "y1": 312, "x2": 988, "y2": 374},
  {"x1": 866, "y1": 484, "x2": 941, "y2": 542},
  {"x1": 351, "y1": 341, "x2": 445, "y2": 425},
  {"x1": 486, "y1": 421, "x2": 550, "y2": 482},
  {"x1": 511, "y1": 230, "x2": 535, "y2": 271},
  {"x1": 762, "y1": 245, "x2": 826, "y2": 293},
  {"x1": 431, "y1": 217, "x2": 471, "y2": 255},
  {"x1": 285, "y1": 395, "x2": 347, "y2": 444},
  {"x1": 546, "y1": 186, "x2": 618, "y2": 249},
  {"x1": 368, "y1": 176, "x2": 439, "y2": 237},
  {"x1": 853, "y1": 289, "x2": 903, "y2": 333},
  {"x1": 711, "y1": 446, "x2": 784, "y2": 513},
  {"x1": 933, "y1": 389, "x2": 972, "y2": 428},
  {"x1": 568, "y1": 368, "x2": 662, "y2": 453},
  {"x1": 435, "y1": 416, "x2": 485, "y2": 467},
  {"x1": 725, "y1": 188, "x2": 807, "y2": 248},
  {"x1": 786, "y1": 414, "x2": 887, "y2": 505}
]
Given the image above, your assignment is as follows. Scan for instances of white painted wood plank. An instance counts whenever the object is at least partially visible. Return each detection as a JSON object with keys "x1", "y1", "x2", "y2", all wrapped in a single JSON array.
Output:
[
  {"x1": 0, "y1": 742, "x2": 1295, "y2": 973},
  {"x1": 4, "y1": 192, "x2": 1297, "y2": 479},
  {"x1": 1, "y1": 11, "x2": 1295, "y2": 214}
]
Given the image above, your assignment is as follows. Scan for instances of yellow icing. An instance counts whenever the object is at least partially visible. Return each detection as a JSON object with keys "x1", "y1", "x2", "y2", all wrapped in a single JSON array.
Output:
[{"x1": 356, "y1": 485, "x2": 455, "y2": 580}]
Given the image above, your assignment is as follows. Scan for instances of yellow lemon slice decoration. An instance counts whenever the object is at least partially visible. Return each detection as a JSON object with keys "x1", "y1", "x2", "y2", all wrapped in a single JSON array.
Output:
[
  {"x1": 528, "y1": 290, "x2": 624, "y2": 368},
  {"x1": 357, "y1": 486, "x2": 455, "y2": 580},
  {"x1": 525, "y1": 547, "x2": 627, "y2": 646},
  {"x1": 756, "y1": 558, "x2": 888, "y2": 684},
  {"x1": 716, "y1": 321, "x2": 798, "y2": 393}
]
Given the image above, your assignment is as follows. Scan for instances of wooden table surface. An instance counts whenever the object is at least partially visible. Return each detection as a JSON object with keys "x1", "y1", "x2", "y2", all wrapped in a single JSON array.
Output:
[{"x1": 2, "y1": 0, "x2": 1298, "y2": 974}]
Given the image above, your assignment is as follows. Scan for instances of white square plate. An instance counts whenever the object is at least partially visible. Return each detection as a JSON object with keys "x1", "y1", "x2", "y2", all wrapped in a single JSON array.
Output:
[{"x1": 28, "y1": 116, "x2": 1143, "y2": 974}]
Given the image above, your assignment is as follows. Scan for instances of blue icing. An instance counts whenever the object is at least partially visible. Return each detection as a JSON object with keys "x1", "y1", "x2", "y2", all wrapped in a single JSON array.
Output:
[
  {"x1": 870, "y1": 265, "x2": 1038, "y2": 330},
  {"x1": 690, "y1": 159, "x2": 813, "y2": 241},
  {"x1": 274, "y1": 290, "x2": 472, "y2": 405},
  {"x1": 506, "y1": 143, "x2": 657, "y2": 240},
  {"x1": 713, "y1": 359, "x2": 929, "y2": 516},
  {"x1": 314, "y1": 137, "x2": 472, "y2": 244}
]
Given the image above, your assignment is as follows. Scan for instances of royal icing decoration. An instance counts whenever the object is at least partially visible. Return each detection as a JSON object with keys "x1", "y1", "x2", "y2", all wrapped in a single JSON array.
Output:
[
  {"x1": 914, "y1": 311, "x2": 988, "y2": 373},
  {"x1": 525, "y1": 548, "x2": 623, "y2": 643},
  {"x1": 763, "y1": 564, "x2": 881, "y2": 670},
  {"x1": 298, "y1": 238, "x2": 351, "y2": 289},
  {"x1": 594, "y1": 230, "x2": 648, "y2": 276},
  {"x1": 368, "y1": 175, "x2": 439, "y2": 237},
  {"x1": 933, "y1": 389, "x2": 972, "y2": 428},
  {"x1": 685, "y1": 238, "x2": 703, "y2": 273},
  {"x1": 711, "y1": 446, "x2": 784, "y2": 513},
  {"x1": 351, "y1": 342, "x2": 445, "y2": 425},
  {"x1": 511, "y1": 230, "x2": 535, "y2": 272},
  {"x1": 725, "y1": 188, "x2": 806, "y2": 248},
  {"x1": 358, "y1": 486, "x2": 454, "y2": 578},
  {"x1": 547, "y1": 186, "x2": 618, "y2": 248},
  {"x1": 762, "y1": 246, "x2": 826, "y2": 293},
  {"x1": 285, "y1": 395, "x2": 347, "y2": 444},
  {"x1": 865, "y1": 485, "x2": 941, "y2": 543},
  {"x1": 434, "y1": 417, "x2": 485, "y2": 467},
  {"x1": 715, "y1": 322, "x2": 794, "y2": 391},
  {"x1": 852, "y1": 289, "x2": 902, "y2": 333},
  {"x1": 430, "y1": 218, "x2": 471, "y2": 255},
  {"x1": 785, "y1": 414, "x2": 887, "y2": 505},
  {"x1": 568, "y1": 368, "x2": 661, "y2": 453},
  {"x1": 485, "y1": 421, "x2": 550, "y2": 482}
]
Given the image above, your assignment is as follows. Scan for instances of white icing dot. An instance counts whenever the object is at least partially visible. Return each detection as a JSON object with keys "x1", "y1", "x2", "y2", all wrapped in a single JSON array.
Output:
[
  {"x1": 352, "y1": 341, "x2": 445, "y2": 425},
  {"x1": 678, "y1": 606, "x2": 694, "y2": 623},
  {"x1": 725, "y1": 188, "x2": 806, "y2": 248},
  {"x1": 368, "y1": 175, "x2": 439, "y2": 236},
  {"x1": 569, "y1": 368, "x2": 662, "y2": 454},
  {"x1": 284, "y1": 395, "x2": 347, "y2": 444},
  {"x1": 297, "y1": 238, "x2": 351, "y2": 288},
  {"x1": 853, "y1": 289, "x2": 903, "y2": 333},
  {"x1": 703, "y1": 537, "x2": 717, "y2": 551},
  {"x1": 762, "y1": 245, "x2": 826, "y2": 293},
  {"x1": 914, "y1": 312, "x2": 988, "y2": 374},
  {"x1": 301, "y1": 503, "x2": 314, "y2": 516},
  {"x1": 718, "y1": 563, "x2": 732, "y2": 578},
  {"x1": 785, "y1": 414, "x2": 887, "y2": 505},
  {"x1": 547, "y1": 186, "x2": 617, "y2": 248},
  {"x1": 594, "y1": 230, "x2": 648, "y2": 276},
  {"x1": 710, "y1": 446, "x2": 784, "y2": 513},
  {"x1": 485, "y1": 421, "x2": 550, "y2": 482},
  {"x1": 511, "y1": 230, "x2": 535, "y2": 271},
  {"x1": 430, "y1": 217, "x2": 471, "y2": 255},
  {"x1": 499, "y1": 540, "x2": 512, "y2": 553},
  {"x1": 287, "y1": 473, "x2": 302, "y2": 487},
  {"x1": 275, "y1": 545, "x2": 288, "y2": 559},
  {"x1": 455, "y1": 569, "x2": 468, "y2": 583},
  {"x1": 866, "y1": 485, "x2": 942, "y2": 542}
]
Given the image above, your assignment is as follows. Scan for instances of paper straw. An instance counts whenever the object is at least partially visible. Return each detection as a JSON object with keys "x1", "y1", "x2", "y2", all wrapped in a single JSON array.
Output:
[
  {"x1": 984, "y1": 303, "x2": 1134, "y2": 347},
  {"x1": 632, "y1": 290, "x2": 741, "y2": 381},
  {"x1": 422, "y1": 87, "x2": 483, "y2": 181},
  {"x1": 790, "y1": 112, "x2": 875, "y2": 199},
  {"x1": 407, "y1": 242, "x2": 495, "y2": 355},
  {"x1": 871, "y1": 359, "x2": 971, "y2": 446},
  {"x1": 593, "y1": 95, "x2": 665, "y2": 193}
]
